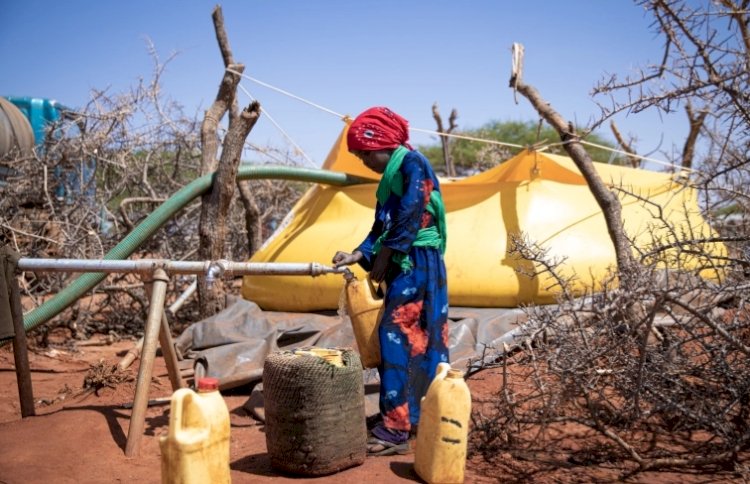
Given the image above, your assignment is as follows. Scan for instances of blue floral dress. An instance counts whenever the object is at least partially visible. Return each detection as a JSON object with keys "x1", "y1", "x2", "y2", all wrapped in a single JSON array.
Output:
[{"x1": 355, "y1": 149, "x2": 449, "y2": 432}]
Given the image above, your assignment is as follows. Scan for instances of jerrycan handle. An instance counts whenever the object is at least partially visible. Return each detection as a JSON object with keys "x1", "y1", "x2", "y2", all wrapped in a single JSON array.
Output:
[
  {"x1": 434, "y1": 362, "x2": 451, "y2": 382},
  {"x1": 420, "y1": 362, "x2": 453, "y2": 405},
  {"x1": 168, "y1": 388, "x2": 195, "y2": 440},
  {"x1": 366, "y1": 274, "x2": 385, "y2": 301}
]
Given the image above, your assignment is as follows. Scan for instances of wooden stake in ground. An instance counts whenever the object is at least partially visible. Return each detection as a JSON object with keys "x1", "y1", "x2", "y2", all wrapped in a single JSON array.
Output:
[{"x1": 7, "y1": 254, "x2": 35, "y2": 417}]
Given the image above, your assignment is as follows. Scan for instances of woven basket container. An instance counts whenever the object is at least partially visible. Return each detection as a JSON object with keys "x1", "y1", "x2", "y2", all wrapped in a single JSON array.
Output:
[{"x1": 263, "y1": 348, "x2": 366, "y2": 476}]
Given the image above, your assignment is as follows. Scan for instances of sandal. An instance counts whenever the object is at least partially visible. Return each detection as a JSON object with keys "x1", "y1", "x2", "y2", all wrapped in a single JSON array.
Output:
[{"x1": 366, "y1": 436, "x2": 411, "y2": 456}]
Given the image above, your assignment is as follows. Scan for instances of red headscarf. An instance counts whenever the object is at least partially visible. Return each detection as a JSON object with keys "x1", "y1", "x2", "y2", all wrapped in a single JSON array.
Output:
[{"x1": 347, "y1": 106, "x2": 412, "y2": 151}]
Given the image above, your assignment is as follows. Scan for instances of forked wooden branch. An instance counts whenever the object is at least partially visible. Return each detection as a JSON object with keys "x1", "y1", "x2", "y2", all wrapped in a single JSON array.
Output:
[{"x1": 509, "y1": 46, "x2": 636, "y2": 279}]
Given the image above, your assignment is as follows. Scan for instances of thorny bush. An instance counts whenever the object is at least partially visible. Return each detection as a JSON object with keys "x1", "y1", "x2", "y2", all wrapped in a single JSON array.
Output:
[
  {"x1": 469, "y1": 217, "x2": 750, "y2": 476},
  {"x1": 469, "y1": 1, "x2": 750, "y2": 477},
  {"x1": 0, "y1": 57, "x2": 304, "y2": 344}
]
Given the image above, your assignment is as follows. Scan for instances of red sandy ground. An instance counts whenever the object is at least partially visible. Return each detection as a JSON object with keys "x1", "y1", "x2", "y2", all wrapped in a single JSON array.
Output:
[
  {"x1": 0, "y1": 332, "x2": 743, "y2": 483},
  {"x1": 0, "y1": 335, "x2": 494, "y2": 484}
]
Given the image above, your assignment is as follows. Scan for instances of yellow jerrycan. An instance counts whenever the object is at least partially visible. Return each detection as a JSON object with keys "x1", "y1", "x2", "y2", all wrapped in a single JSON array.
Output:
[
  {"x1": 160, "y1": 377, "x2": 231, "y2": 484},
  {"x1": 343, "y1": 272, "x2": 384, "y2": 369},
  {"x1": 414, "y1": 363, "x2": 472, "y2": 484}
]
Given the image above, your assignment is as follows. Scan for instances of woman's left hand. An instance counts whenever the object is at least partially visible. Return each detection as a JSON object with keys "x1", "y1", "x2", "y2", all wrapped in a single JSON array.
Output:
[{"x1": 370, "y1": 247, "x2": 393, "y2": 283}]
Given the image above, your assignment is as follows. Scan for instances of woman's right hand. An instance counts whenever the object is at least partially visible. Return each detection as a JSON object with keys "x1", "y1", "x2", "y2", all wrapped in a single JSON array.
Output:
[{"x1": 332, "y1": 250, "x2": 363, "y2": 268}]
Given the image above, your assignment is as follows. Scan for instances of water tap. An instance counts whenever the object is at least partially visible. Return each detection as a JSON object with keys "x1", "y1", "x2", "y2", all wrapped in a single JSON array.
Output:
[
  {"x1": 205, "y1": 260, "x2": 227, "y2": 288},
  {"x1": 342, "y1": 267, "x2": 355, "y2": 281}
]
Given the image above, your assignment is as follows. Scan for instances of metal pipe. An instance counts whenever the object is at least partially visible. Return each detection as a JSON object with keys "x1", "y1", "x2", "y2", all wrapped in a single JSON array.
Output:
[
  {"x1": 17, "y1": 258, "x2": 348, "y2": 277},
  {"x1": 205, "y1": 261, "x2": 223, "y2": 287},
  {"x1": 117, "y1": 337, "x2": 144, "y2": 372},
  {"x1": 167, "y1": 279, "x2": 197, "y2": 316}
]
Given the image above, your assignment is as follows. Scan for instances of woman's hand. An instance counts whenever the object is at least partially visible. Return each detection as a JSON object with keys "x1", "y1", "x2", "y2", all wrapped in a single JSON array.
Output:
[
  {"x1": 332, "y1": 250, "x2": 363, "y2": 268},
  {"x1": 370, "y1": 247, "x2": 393, "y2": 283}
]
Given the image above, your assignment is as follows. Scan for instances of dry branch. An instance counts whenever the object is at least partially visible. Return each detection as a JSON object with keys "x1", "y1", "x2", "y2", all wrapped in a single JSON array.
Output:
[
  {"x1": 199, "y1": 63, "x2": 244, "y2": 176},
  {"x1": 0, "y1": 12, "x2": 301, "y2": 340},
  {"x1": 609, "y1": 120, "x2": 640, "y2": 168},
  {"x1": 432, "y1": 102, "x2": 458, "y2": 176},
  {"x1": 681, "y1": 102, "x2": 707, "y2": 169},
  {"x1": 197, "y1": 98, "x2": 261, "y2": 317},
  {"x1": 509, "y1": 47, "x2": 636, "y2": 278}
]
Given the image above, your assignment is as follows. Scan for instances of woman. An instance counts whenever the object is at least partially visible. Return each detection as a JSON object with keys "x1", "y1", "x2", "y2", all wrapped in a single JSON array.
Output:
[{"x1": 332, "y1": 106, "x2": 449, "y2": 456}]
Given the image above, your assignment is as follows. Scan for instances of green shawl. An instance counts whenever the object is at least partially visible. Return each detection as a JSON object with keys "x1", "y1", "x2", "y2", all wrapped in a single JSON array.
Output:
[{"x1": 372, "y1": 146, "x2": 447, "y2": 271}]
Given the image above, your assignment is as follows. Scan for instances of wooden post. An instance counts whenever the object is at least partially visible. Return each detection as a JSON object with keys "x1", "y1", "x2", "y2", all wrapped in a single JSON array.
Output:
[
  {"x1": 143, "y1": 275, "x2": 185, "y2": 392},
  {"x1": 158, "y1": 310, "x2": 185, "y2": 391},
  {"x1": 9, "y1": 270, "x2": 35, "y2": 417},
  {"x1": 125, "y1": 268, "x2": 169, "y2": 457}
]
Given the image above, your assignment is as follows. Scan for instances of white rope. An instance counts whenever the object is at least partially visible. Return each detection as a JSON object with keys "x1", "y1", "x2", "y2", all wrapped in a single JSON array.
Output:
[
  {"x1": 225, "y1": 67, "x2": 687, "y2": 174},
  {"x1": 234, "y1": 81, "x2": 318, "y2": 168},
  {"x1": 243, "y1": 141, "x2": 304, "y2": 166},
  {"x1": 227, "y1": 67, "x2": 346, "y2": 120},
  {"x1": 410, "y1": 127, "x2": 525, "y2": 149},
  {"x1": 577, "y1": 140, "x2": 700, "y2": 174}
]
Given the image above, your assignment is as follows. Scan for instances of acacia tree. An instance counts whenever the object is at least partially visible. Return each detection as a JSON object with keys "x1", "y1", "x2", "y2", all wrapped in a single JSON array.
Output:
[
  {"x1": 510, "y1": 0, "x2": 750, "y2": 284},
  {"x1": 0, "y1": 8, "x2": 307, "y2": 341},
  {"x1": 593, "y1": 0, "x2": 750, "y2": 225}
]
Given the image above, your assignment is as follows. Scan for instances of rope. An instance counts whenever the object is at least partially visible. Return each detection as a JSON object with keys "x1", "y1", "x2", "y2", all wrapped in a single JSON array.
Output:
[
  {"x1": 410, "y1": 127, "x2": 525, "y2": 149},
  {"x1": 243, "y1": 141, "x2": 304, "y2": 165},
  {"x1": 230, "y1": 67, "x2": 524, "y2": 153},
  {"x1": 234, "y1": 82, "x2": 318, "y2": 168},
  {"x1": 225, "y1": 67, "x2": 688, "y2": 174},
  {"x1": 578, "y1": 139, "x2": 700, "y2": 174},
  {"x1": 227, "y1": 67, "x2": 347, "y2": 119}
]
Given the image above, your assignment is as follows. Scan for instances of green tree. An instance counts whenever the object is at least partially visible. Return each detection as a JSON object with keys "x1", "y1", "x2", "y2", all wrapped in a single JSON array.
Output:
[{"x1": 418, "y1": 120, "x2": 625, "y2": 173}]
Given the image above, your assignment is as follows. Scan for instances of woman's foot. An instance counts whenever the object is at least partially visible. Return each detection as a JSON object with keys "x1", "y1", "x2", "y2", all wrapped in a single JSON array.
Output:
[
  {"x1": 366, "y1": 436, "x2": 411, "y2": 456},
  {"x1": 366, "y1": 413, "x2": 383, "y2": 431},
  {"x1": 367, "y1": 422, "x2": 411, "y2": 456}
]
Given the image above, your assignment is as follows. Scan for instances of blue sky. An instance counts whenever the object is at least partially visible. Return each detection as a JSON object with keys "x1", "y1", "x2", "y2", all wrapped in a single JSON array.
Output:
[{"x1": 1, "y1": 1, "x2": 682, "y2": 168}]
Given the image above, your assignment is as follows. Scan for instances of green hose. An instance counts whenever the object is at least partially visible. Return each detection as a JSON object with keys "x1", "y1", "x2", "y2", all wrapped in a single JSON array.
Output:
[{"x1": 19, "y1": 165, "x2": 368, "y2": 335}]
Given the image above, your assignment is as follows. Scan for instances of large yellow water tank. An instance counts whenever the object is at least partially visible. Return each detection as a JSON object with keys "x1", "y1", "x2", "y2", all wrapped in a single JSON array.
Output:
[{"x1": 243, "y1": 137, "x2": 728, "y2": 311}]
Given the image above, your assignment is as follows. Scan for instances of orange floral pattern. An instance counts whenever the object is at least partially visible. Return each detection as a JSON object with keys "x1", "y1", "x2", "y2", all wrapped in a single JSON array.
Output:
[
  {"x1": 442, "y1": 321, "x2": 450, "y2": 346},
  {"x1": 392, "y1": 301, "x2": 427, "y2": 356},
  {"x1": 421, "y1": 179, "x2": 434, "y2": 205},
  {"x1": 384, "y1": 402, "x2": 410, "y2": 431},
  {"x1": 419, "y1": 179, "x2": 434, "y2": 228}
]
